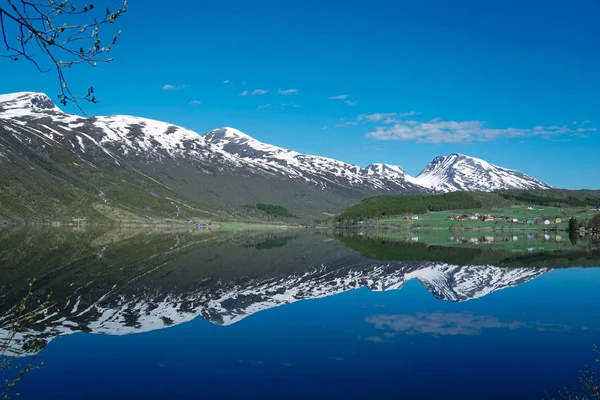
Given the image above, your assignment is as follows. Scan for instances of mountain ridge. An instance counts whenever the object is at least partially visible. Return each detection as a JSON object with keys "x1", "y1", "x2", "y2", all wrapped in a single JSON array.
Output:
[{"x1": 0, "y1": 92, "x2": 552, "y2": 223}]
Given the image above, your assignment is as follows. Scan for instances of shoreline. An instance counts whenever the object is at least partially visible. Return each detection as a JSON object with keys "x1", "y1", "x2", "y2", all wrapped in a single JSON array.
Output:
[{"x1": 0, "y1": 220, "x2": 307, "y2": 231}]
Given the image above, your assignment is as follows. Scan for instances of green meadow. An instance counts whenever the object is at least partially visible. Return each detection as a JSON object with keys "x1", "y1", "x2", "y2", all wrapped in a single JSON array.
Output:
[{"x1": 373, "y1": 205, "x2": 598, "y2": 231}]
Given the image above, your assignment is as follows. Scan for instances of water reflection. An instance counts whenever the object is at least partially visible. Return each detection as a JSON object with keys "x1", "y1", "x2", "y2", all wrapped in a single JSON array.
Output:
[
  {"x1": 365, "y1": 312, "x2": 580, "y2": 337},
  {"x1": 1, "y1": 227, "x2": 600, "y2": 399},
  {"x1": 1, "y1": 227, "x2": 598, "y2": 357}
]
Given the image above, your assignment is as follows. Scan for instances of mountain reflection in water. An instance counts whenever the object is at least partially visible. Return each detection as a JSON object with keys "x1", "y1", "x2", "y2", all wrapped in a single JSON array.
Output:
[
  {"x1": 1, "y1": 227, "x2": 597, "y2": 353},
  {"x1": 0, "y1": 227, "x2": 599, "y2": 400}
]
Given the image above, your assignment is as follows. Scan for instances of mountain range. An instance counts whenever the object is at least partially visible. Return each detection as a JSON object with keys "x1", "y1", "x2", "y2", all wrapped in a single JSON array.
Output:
[{"x1": 0, "y1": 92, "x2": 551, "y2": 223}]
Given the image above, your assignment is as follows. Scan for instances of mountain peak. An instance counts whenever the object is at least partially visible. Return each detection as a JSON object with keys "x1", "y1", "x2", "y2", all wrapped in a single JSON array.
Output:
[
  {"x1": 365, "y1": 163, "x2": 406, "y2": 175},
  {"x1": 448, "y1": 152, "x2": 466, "y2": 158},
  {"x1": 415, "y1": 153, "x2": 551, "y2": 192},
  {"x1": 0, "y1": 92, "x2": 61, "y2": 117},
  {"x1": 204, "y1": 127, "x2": 252, "y2": 143}
]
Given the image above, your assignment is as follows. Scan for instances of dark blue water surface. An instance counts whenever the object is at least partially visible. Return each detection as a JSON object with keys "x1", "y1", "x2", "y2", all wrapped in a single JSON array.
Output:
[{"x1": 1, "y1": 230, "x2": 599, "y2": 399}]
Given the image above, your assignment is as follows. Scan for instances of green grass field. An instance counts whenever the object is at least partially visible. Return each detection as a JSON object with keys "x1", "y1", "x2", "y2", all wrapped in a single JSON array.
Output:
[{"x1": 373, "y1": 205, "x2": 598, "y2": 231}]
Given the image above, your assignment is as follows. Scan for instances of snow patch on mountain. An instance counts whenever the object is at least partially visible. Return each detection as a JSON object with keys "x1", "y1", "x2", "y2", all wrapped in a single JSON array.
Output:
[
  {"x1": 92, "y1": 115, "x2": 207, "y2": 157},
  {"x1": 204, "y1": 127, "x2": 425, "y2": 192},
  {"x1": 0, "y1": 92, "x2": 62, "y2": 118},
  {"x1": 415, "y1": 153, "x2": 551, "y2": 192}
]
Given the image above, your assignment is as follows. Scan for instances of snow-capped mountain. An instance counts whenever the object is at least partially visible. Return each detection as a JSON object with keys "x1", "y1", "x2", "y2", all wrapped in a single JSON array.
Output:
[
  {"x1": 0, "y1": 92, "x2": 552, "y2": 223},
  {"x1": 415, "y1": 153, "x2": 552, "y2": 192},
  {"x1": 0, "y1": 91, "x2": 62, "y2": 117},
  {"x1": 0, "y1": 92, "x2": 430, "y2": 223},
  {"x1": 204, "y1": 127, "x2": 425, "y2": 192},
  {"x1": 0, "y1": 92, "x2": 422, "y2": 192}
]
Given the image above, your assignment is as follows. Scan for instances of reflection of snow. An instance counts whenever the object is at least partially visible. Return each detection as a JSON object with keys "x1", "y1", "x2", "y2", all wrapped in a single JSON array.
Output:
[{"x1": 2, "y1": 263, "x2": 549, "y2": 356}]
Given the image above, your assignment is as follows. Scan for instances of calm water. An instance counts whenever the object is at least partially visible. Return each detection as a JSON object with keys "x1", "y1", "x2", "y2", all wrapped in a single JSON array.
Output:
[{"x1": 1, "y1": 228, "x2": 599, "y2": 399}]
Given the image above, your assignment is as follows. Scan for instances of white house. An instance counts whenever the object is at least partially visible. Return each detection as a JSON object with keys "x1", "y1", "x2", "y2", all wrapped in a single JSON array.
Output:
[{"x1": 544, "y1": 220, "x2": 551, "y2": 225}]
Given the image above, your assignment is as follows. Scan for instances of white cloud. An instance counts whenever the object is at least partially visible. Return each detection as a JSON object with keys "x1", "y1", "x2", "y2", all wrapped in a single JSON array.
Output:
[
  {"x1": 358, "y1": 113, "x2": 398, "y2": 122},
  {"x1": 162, "y1": 84, "x2": 186, "y2": 91},
  {"x1": 278, "y1": 88, "x2": 298, "y2": 95},
  {"x1": 366, "y1": 313, "x2": 521, "y2": 336},
  {"x1": 329, "y1": 94, "x2": 358, "y2": 106},
  {"x1": 398, "y1": 111, "x2": 419, "y2": 117},
  {"x1": 321, "y1": 126, "x2": 328, "y2": 130},
  {"x1": 365, "y1": 312, "x2": 576, "y2": 337},
  {"x1": 366, "y1": 118, "x2": 597, "y2": 144},
  {"x1": 240, "y1": 90, "x2": 249, "y2": 96},
  {"x1": 188, "y1": 100, "x2": 202, "y2": 105},
  {"x1": 358, "y1": 111, "x2": 421, "y2": 124},
  {"x1": 280, "y1": 102, "x2": 299, "y2": 109},
  {"x1": 335, "y1": 121, "x2": 358, "y2": 128},
  {"x1": 328, "y1": 94, "x2": 348, "y2": 100},
  {"x1": 252, "y1": 89, "x2": 269, "y2": 95},
  {"x1": 256, "y1": 103, "x2": 298, "y2": 111},
  {"x1": 223, "y1": 80, "x2": 230, "y2": 84}
]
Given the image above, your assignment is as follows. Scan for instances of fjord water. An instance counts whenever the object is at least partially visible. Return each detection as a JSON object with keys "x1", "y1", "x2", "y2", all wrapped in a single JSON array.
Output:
[{"x1": 1, "y1": 228, "x2": 599, "y2": 399}]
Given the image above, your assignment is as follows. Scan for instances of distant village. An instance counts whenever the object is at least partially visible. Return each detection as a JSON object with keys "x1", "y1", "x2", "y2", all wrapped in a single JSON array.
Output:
[
  {"x1": 354, "y1": 205, "x2": 600, "y2": 234},
  {"x1": 397, "y1": 205, "x2": 600, "y2": 234},
  {"x1": 395, "y1": 207, "x2": 564, "y2": 226},
  {"x1": 443, "y1": 208, "x2": 561, "y2": 226}
]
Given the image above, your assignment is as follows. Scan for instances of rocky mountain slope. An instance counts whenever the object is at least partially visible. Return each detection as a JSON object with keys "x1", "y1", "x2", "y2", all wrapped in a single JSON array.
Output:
[{"x1": 0, "y1": 92, "x2": 551, "y2": 223}]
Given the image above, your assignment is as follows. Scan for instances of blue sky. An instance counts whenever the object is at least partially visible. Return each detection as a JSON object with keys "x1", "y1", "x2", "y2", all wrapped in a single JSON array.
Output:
[{"x1": 1, "y1": 0, "x2": 599, "y2": 188}]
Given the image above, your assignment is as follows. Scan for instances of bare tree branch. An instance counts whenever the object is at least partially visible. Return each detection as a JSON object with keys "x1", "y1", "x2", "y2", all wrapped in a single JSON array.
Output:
[{"x1": 0, "y1": 0, "x2": 127, "y2": 114}]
